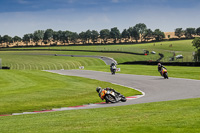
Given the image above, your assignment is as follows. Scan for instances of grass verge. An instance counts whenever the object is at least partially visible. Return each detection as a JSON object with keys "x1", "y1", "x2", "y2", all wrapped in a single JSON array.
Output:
[
  {"x1": 0, "y1": 70, "x2": 141, "y2": 115},
  {"x1": 0, "y1": 98, "x2": 199, "y2": 132}
]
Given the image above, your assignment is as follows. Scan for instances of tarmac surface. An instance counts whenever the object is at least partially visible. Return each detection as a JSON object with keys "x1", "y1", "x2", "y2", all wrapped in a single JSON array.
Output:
[
  {"x1": 20, "y1": 53, "x2": 117, "y2": 65},
  {"x1": 46, "y1": 70, "x2": 200, "y2": 109},
  {"x1": 2, "y1": 69, "x2": 200, "y2": 116}
]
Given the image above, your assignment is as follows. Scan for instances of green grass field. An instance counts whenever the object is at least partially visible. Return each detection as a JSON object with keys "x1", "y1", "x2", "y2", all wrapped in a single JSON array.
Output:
[
  {"x1": 0, "y1": 50, "x2": 158, "y2": 65},
  {"x1": 0, "y1": 39, "x2": 200, "y2": 133},
  {"x1": 7, "y1": 40, "x2": 194, "y2": 52},
  {"x1": 0, "y1": 98, "x2": 199, "y2": 133},
  {"x1": 4, "y1": 39, "x2": 195, "y2": 62},
  {"x1": 0, "y1": 70, "x2": 141, "y2": 115},
  {"x1": 0, "y1": 51, "x2": 105, "y2": 70}
]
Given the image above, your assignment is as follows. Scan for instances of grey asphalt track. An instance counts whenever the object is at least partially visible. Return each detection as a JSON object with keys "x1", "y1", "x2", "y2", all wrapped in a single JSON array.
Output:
[
  {"x1": 56, "y1": 54, "x2": 117, "y2": 65},
  {"x1": 46, "y1": 70, "x2": 200, "y2": 109},
  {"x1": 19, "y1": 53, "x2": 117, "y2": 65}
]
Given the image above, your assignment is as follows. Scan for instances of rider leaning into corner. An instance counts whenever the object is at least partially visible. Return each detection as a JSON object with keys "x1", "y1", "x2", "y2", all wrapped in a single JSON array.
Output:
[
  {"x1": 110, "y1": 62, "x2": 116, "y2": 69},
  {"x1": 157, "y1": 62, "x2": 167, "y2": 76},
  {"x1": 96, "y1": 87, "x2": 120, "y2": 103}
]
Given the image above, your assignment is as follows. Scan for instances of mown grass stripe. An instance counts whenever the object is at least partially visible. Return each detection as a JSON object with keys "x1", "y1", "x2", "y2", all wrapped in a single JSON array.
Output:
[
  {"x1": 0, "y1": 53, "x2": 105, "y2": 70},
  {"x1": 65, "y1": 62, "x2": 70, "y2": 69}
]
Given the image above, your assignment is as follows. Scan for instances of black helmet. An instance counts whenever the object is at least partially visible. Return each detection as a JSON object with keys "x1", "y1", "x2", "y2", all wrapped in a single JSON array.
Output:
[
  {"x1": 111, "y1": 62, "x2": 115, "y2": 66},
  {"x1": 96, "y1": 87, "x2": 101, "y2": 93}
]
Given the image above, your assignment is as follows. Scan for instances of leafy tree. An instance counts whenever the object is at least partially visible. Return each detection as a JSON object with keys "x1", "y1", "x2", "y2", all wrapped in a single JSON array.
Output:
[
  {"x1": 132, "y1": 27, "x2": 140, "y2": 43},
  {"x1": 185, "y1": 28, "x2": 196, "y2": 38},
  {"x1": 128, "y1": 26, "x2": 140, "y2": 43},
  {"x1": 143, "y1": 29, "x2": 153, "y2": 42},
  {"x1": 192, "y1": 37, "x2": 200, "y2": 62},
  {"x1": 100, "y1": 29, "x2": 110, "y2": 44},
  {"x1": 110, "y1": 27, "x2": 120, "y2": 44},
  {"x1": 43, "y1": 29, "x2": 54, "y2": 42},
  {"x1": 13, "y1": 36, "x2": 22, "y2": 42},
  {"x1": 153, "y1": 29, "x2": 165, "y2": 41},
  {"x1": 57, "y1": 30, "x2": 63, "y2": 42},
  {"x1": 71, "y1": 32, "x2": 79, "y2": 44},
  {"x1": 91, "y1": 30, "x2": 99, "y2": 44},
  {"x1": 2, "y1": 35, "x2": 12, "y2": 43},
  {"x1": 79, "y1": 31, "x2": 87, "y2": 44},
  {"x1": 23, "y1": 34, "x2": 30, "y2": 42},
  {"x1": 196, "y1": 27, "x2": 200, "y2": 36},
  {"x1": 59, "y1": 31, "x2": 66, "y2": 43},
  {"x1": 61, "y1": 30, "x2": 73, "y2": 44},
  {"x1": 134, "y1": 23, "x2": 147, "y2": 42},
  {"x1": 0, "y1": 35, "x2": 2, "y2": 43},
  {"x1": 53, "y1": 31, "x2": 59, "y2": 41},
  {"x1": 29, "y1": 33, "x2": 34, "y2": 42},
  {"x1": 33, "y1": 30, "x2": 44, "y2": 42},
  {"x1": 52, "y1": 30, "x2": 63, "y2": 43},
  {"x1": 52, "y1": 31, "x2": 63, "y2": 45},
  {"x1": 127, "y1": 27, "x2": 134, "y2": 42},
  {"x1": 192, "y1": 37, "x2": 200, "y2": 50},
  {"x1": 175, "y1": 28, "x2": 184, "y2": 39},
  {"x1": 12, "y1": 36, "x2": 21, "y2": 46},
  {"x1": 23, "y1": 34, "x2": 34, "y2": 46},
  {"x1": 1, "y1": 35, "x2": 12, "y2": 47},
  {"x1": 121, "y1": 29, "x2": 129, "y2": 42},
  {"x1": 85, "y1": 30, "x2": 92, "y2": 44}
]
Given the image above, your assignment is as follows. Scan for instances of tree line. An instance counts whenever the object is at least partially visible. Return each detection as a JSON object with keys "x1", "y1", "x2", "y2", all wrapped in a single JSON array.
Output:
[
  {"x1": 175, "y1": 27, "x2": 200, "y2": 39},
  {"x1": 0, "y1": 23, "x2": 200, "y2": 47}
]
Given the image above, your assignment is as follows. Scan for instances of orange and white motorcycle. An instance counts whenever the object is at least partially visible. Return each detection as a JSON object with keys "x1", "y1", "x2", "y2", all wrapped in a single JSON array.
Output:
[
  {"x1": 103, "y1": 90, "x2": 127, "y2": 103},
  {"x1": 161, "y1": 68, "x2": 168, "y2": 79}
]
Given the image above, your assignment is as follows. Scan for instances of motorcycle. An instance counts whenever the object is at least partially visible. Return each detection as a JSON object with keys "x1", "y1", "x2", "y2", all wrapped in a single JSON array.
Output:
[
  {"x1": 110, "y1": 65, "x2": 116, "y2": 75},
  {"x1": 104, "y1": 90, "x2": 127, "y2": 103},
  {"x1": 161, "y1": 68, "x2": 168, "y2": 79}
]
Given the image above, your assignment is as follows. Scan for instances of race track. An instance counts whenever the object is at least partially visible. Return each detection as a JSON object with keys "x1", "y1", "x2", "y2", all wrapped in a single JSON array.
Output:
[
  {"x1": 2, "y1": 69, "x2": 199, "y2": 116},
  {"x1": 47, "y1": 70, "x2": 200, "y2": 109},
  {"x1": 19, "y1": 53, "x2": 117, "y2": 65}
]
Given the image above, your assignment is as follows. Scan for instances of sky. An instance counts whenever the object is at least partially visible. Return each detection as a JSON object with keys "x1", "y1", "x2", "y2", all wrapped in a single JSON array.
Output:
[{"x1": 0, "y1": 0, "x2": 200, "y2": 37}]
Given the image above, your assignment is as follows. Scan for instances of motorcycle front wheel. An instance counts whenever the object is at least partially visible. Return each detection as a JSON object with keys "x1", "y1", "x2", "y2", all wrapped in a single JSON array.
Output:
[
  {"x1": 121, "y1": 96, "x2": 127, "y2": 102},
  {"x1": 164, "y1": 73, "x2": 168, "y2": 79}
]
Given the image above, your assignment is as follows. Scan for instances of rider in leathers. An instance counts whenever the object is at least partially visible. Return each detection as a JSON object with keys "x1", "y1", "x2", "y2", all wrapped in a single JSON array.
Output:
[
  {"x1": 96, "y1": 87, "x2": 120, "y2": 103},
  {"x1": 158, "y1": 63, "x2": 167, "y2": 76},
  {"x1": 110, "y1": 62, "x2": 116, "y2": 74}
]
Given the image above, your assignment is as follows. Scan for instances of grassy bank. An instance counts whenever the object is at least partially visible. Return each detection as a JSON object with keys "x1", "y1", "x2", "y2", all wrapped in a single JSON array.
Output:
[
  {"x1": 0, "y1": 50, "x2": 158, "y2": 65},
  {"x1": 0, "y1": 39, "x2": 199, "y2": 132},
  {"x1": 3, "y1": 39, "x2": 195, "y2": 62},
  {"x1": 0, "y1": 98, "x2": 199, "y2": 132},
  {"x1": 0, "y1": 51, "x2": 105, "y2": 70},
  {"x1": 5, "y1": 40, "x2": 194, "y2": 53},
  {"x1": 0, "y1": 70, "x2": 141, "y2": 115}
]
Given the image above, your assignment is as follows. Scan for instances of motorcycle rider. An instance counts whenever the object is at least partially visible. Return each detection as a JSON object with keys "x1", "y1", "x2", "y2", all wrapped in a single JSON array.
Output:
[
  {"x1": 96, "y1": 87, "x2": 121, "y2": 103},
  {"x1": 110, "y1": 62, "x2": 117, "y2": 74},
  {"x1": 157, "y1": 63, "x2": 167, "y2": 76}
]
